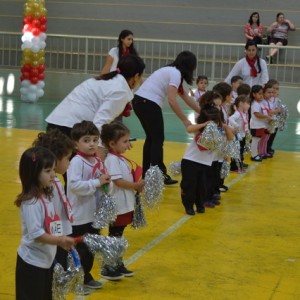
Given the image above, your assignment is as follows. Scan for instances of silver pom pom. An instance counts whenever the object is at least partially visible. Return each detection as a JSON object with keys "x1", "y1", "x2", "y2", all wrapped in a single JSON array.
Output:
[
  {"x1": 92, "y1": 187, "x2": 118, "y2": 229},
  {"x1": 220, "y1": 160, "x2": 230, "y2": 179},
  {"x1": 52, "y1": 248, "x2": 84, "y2": 299},
  {"x1": 169, "y1": 161, "x2": 181, "y2": 176},
  {"x1": 81, "y1": 234, "x2": 128, "y2": 267},
  {"x1": 268, "y1": 114, "x2": 280, "y2": 134},
  {"x1": 243, "y1": 132, "x2": 252, "y2": 154},
  {"x1": 277, "y1": 103, "x2": 289, "y2": 131},
  {"x1": 196, "y1": 121, "x2": 222, "y2": 151},
  {"x1": 143, "y1": 165, "x2": 164, "y2": 209},
  {"x1": 131, "y1": 193, "x2": 147, "y2": 229}
]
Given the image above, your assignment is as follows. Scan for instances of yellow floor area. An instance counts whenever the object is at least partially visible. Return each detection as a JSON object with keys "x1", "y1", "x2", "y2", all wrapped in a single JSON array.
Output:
[{"x1": 1, "y1": 128, "x2": 300, "y2": 300}]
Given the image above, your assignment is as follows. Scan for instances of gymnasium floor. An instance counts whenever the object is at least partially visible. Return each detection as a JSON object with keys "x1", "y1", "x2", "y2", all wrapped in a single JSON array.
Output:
[{"x1": 1, "y1": 96, "x2": 300, "y2": 300}]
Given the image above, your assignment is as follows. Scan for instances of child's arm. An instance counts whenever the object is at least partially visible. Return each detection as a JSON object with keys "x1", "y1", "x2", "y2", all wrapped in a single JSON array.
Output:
[
  {"x1": 269, "y1": 108, "x2": 283, "y2": 115},
  {"x1": 254, "y1": 112, "x2": 272, "y2": 120},
  {"x1": 222, "y1": 124, "x2": 234, "y2": 141},
  {"x1": 36, "y1": 234, "x2": 75, "y2": 251},
  {"x1": 186, "y1": 121, "x2": 209, "y2": 133},
  {"x1": 113, "y1": 178, "x2": 145, "y2": 193}
]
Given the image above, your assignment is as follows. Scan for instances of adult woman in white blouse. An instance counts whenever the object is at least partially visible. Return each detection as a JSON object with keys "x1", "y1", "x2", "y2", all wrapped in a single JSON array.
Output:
[
  {"x1": 101, "y1": 30, "x2": 138, "y2": 75},
  {"x1": 225, "y1": 40, "x2": 269, "y2": 87},
  {"x1": 132, "y1": 51, "x2": 200, "y2": 185},
  {"x1": 46, "y1": 55, "x2": 145, "y2": 147}
]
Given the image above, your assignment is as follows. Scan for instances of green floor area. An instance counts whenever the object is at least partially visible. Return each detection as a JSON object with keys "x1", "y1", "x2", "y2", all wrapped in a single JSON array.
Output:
[{"x1": 1, "y1": 96, "x2": 300, "y2": 152}]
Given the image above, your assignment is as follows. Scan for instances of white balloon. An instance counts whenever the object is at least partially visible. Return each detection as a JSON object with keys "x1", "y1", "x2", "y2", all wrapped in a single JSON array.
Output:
[
  {"x1": 36, "y1": 80, "x2": 45, "y2": 89},
  {"x1": 39, "y1": 41, "x2": 46, "y2": 49},
  {"x1": 20, "y1": 87, "x2": 28, "y2": 95},
  {"x1": 27, "y1": 93, "x2": 38, "y2": 102},
  {"x1": 32, "y1": 37, "x2": 40, "y2": 44},
  {"x1": 37, "y1": 88, "x2": 44, "y2": 98},
  {"x1": 39, "y1": 32, "x2": 47, "y2": 41},
  {"x1": 29, "y1": 84, "x2": 38, "y2": 92},
  {"x1": 23, "y1": 31, "x2": 33, "y2": 41},
  {"x1": 21, "y1": 80, "x2": 31, "y2": 87},
  {"x1": 22, "y1": 40, "x2": 32, "y2": 49},
  {"x1": 31, "y1": 44, "x2": 40, "y2": 53}
]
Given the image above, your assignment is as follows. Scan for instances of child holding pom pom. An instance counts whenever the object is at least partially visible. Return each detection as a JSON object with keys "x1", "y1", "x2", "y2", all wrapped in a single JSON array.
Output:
[{"x1": 100, "y1": 121, "x2": 144, "y2": 280}]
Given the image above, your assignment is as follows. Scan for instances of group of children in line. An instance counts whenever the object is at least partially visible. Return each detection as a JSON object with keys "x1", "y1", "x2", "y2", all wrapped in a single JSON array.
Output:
[
  {"x1": 181, "y1": 75, "x2": 284, "y2": 215},
  {"x1": 15, "y1": 120, "x2": 143, "y2": 299}
]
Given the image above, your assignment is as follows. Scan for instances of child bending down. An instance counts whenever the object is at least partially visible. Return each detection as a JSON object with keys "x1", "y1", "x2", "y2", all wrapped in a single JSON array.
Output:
[{"x1": 100, "y1": 121, "x2": 144, "y2": 280}]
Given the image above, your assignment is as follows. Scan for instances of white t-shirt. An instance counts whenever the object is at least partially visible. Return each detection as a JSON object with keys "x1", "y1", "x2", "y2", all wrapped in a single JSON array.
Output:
[
  {"x1": 135, "y1": 66, "x2": 181, "y2": 108},
  {"x1": 52, "y1": 177, "x2": 72, "y2": 235},
  {"x1": 229, "y1": 110, "x2": 249, "y2": 137},
  {"x1": 108, "y1": 47, "x2": 119, "y2": 72},
  {"x1": 250, "y1": 100, "x2": 268, "y2": 129},
  {"x1": 225, "y1": 57, "x2": 269, "y2": 87},
  {"x1": 105, "y1": 153, "x2": 135, "y2": 215},
  {"x1": 17, "y1": 197, "x2": 57, "y2": 268},
  {"x1": 46, "y1": 75, "x2": 133, "y2": 131},
  {"x1": 183, "y1": 138, "x2": 216, "y2": 166},
  {"x1": 67, "y1": 155, "x2": 102, "y2": 226}
]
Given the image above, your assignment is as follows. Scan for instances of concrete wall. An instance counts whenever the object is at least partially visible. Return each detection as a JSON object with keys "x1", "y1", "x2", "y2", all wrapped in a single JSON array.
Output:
[{"x1": 1, "y1": 69, "x2": 299, "y2": 117}]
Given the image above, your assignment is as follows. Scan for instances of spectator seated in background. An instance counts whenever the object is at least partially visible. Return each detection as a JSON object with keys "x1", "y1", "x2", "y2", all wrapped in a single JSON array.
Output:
[{"x1": 244, "y1": 12, "x2": 264, "y2": 45}]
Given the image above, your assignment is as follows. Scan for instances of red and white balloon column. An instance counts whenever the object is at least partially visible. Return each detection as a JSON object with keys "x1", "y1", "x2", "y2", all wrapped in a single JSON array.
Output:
[{"x1": 20, "y1": 0, "x2": 47, "y2": 102}]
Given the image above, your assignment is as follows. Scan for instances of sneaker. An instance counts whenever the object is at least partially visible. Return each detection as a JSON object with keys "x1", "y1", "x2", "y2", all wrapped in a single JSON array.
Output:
[
  {"x1": 251, "y1": 155, "x2": 262, "y2": 162},
  {"x1": 211, "y1": 199, "x2": 221, "y2": 206},
  {"x1": 266, "y1": 153, "x2": 273, "y2": 158},
  {"x1": 118, "y1": 264, "x2": 134, "y2": 277},
  {"x1": 85, "y1": 280, "x2": 103, "y2": 289},
  {"x1": 185, "y1": 208, "x2": 195, "y2": 215},
  {"x1": 204, "y1": 201, "x2": 215, "y2": 208},
  {"x1": 164, "y1": 174, "x2": 178, "y2": 185},
  {"x1": 80, "y1": 286, "x2": 91, "y2": 295},
  {"x1": 101, "y1": 266, "x2": 124, "y2": 281},
  {"x1": 242, "y1": 163, "x2": 249, "y2": 169},
  {"x1": 196, "y1": 206, "x2": 205, "y2": 213},
  {"x1": 219, "y1": 185, "x2": 229, "y2": 192},
  {"x1": 212, "y1": 193, "x2": 221, "y2": 201}
]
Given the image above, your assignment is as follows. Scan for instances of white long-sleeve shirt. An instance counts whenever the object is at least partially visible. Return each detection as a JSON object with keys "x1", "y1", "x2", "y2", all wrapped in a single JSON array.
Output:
[
  {"x1": 225, "y1": 57, "x2": 269, "y2": 87},
  {"x1": 46, "y1": 75, "x2": 133, "y2": 131}
]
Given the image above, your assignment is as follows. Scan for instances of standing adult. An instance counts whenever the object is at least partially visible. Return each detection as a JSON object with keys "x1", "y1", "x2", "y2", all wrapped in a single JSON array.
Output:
[
  {"x1": 266, "y1": 12, "x2": 296, "y2": 63},
  {"x1": 244, "y1": 12, "x2": 264, "y2": 45},
  {"x1": 225, "y1": 40, "x2": 269, "y2": 87},
  {"x1": 132, "y1": 51, "x2": 200, "y2": 185},
  {"x1": 46, "y1": 55, "x2": 145, "y2": 156},
  {"x1": 101, "y1": 30, "x2": 138, "y2": 75}
]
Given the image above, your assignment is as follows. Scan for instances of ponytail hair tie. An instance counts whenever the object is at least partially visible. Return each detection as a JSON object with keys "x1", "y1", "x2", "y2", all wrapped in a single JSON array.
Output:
[{"x1": 116, "y1": 67, "x2": 121, "y2": 74}]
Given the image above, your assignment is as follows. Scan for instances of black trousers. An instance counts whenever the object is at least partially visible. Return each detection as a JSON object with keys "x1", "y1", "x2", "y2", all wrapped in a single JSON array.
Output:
[
  {"x1": 267, "y1": 128, "x2": 278, "y2": 152},
  {"x1": 70, "y1": 223, "x2": 99, "y2": 284},
  {"x1": 132, "y1": 95, "x2": 167, "y2": 176},
  {"x1": 16, "y1": 254, "x2": 53, "y2": 300},
  {"x1": 208, "y1": 161, "x2": 220, "y2": 198},
  {"x1": 180, "y1": 159, "x2": 210, "y2": 210}
]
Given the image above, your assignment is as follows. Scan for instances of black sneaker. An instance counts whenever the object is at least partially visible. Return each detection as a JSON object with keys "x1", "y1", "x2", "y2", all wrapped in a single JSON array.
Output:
[
  {"x1": 85, "y1": 279, "x2": 102, "y2": 289},
  {"x1": 118, "y1": 264, "x2": 134, "y2": 277},
  {"x1": 101, "y1": 266, "x2": 124, "y2": 281},
  {"x1": 185, "y1": 208, "x2": 195, "y2": 215},
  {"x1": 219, "y1": 185, "x2": 229, "y2": 192},
  {"x1": 164, "y1": 174, "x2": 178, "y2": 185}
]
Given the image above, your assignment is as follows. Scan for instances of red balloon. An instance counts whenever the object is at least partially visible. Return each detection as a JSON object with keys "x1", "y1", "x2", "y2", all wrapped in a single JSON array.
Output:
[
  {"x1": 30, "y1": 77, "x2": 39, "y2": 84},
  {"x1": 22, "y1": 64, "x2": 32, "y2": 72},
  {"x1": 32, "y1": 19, "x2": 41, "y2": 28},
  {"x1": 22, "y1": 24, "x2": 32, "y2": 33},
  {"x1": 38, "y1": 64, "x2": 46, "y2": 73},
  {"x1": 38, "y1": 73, "x2": 45, "y2": 80},
  {"x1": 40, "y1": 24, "x2": 47, "y2": 32},
  {"x1": 32, "y1": 28, "x2": 40, "y2": 36},
  {"x1": 27, "y1": 16, "x2": 34, "y2": 23},
  {"x1": 39, "y1": 16, "x2": 48, "y2": 25},
  {"x1": 22, "y1": 72, "x2": 30, "y2": 79},
  {"x1": 30, "y1": 68, "x2": 39, "y2": 77}
]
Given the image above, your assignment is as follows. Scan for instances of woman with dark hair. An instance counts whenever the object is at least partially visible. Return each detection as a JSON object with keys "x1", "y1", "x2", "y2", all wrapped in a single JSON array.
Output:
[
  {"x1": 225, "y1": 40, "x2": 269, "y2": 87},
  {"x1": 132, "y1": 51, "x2": 200, "y2": 184},
  {"x1": 46, "y1": 55, "x2": 145, "y2": 157},
  {"x1": 266, "y1": 12, "x2": 296, "y2": 63},
  {"x1": 101, "y1": 29, "x2": 138, "y2": 75},
  {"x1": 244, "y1": 12, "x2": 264, "y2": 44}
]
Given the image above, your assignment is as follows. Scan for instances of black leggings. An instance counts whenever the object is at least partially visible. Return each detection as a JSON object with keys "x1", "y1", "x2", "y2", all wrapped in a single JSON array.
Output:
[{"x1": 132, "y1": 95, "x2": 167, "y2": 177}]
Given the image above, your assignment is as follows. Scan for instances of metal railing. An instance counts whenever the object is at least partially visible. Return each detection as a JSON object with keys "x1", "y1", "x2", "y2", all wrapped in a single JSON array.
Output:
[{"x1": 1, "y1": 31, "x2": 300, "y2": 85}]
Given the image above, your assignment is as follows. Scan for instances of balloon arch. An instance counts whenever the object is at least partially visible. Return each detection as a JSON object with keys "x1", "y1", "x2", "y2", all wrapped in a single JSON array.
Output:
[{"x1": 20, "y1": 0, "x2": 47, "y2": 102}]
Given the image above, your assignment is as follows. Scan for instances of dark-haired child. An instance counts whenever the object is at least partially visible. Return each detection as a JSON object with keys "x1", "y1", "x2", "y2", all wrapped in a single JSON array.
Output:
[{"x1": 67, "y1": 121, "x2": 111, "y2": 287}]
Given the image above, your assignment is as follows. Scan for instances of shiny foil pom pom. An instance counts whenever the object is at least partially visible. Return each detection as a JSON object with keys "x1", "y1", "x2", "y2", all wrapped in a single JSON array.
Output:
[
  {"x1": 169, "y1": 161, "x2": 181, "y2": 176},
  {"x1": 220, "y1": 160, "x2": 230, "y2": 179},
  {"x1": 52, "y1": 248, "x2": 84, "y2": 299},
  {"x1": 143, "y1": 165, "x2": 164, "y2": 209},
  {"x1": 81, "y1": 234, "x2": 128, "y2": 267},
  {"x1": 277, "y1": 102, "x2": 289, "y2": 131},
  {"x1": 132, "y1": 193, "x2": 147, "y2": 229},
  {"x1": 92, "y1": 193, "x2": 117, "y2": 229},
  {"x1": 197, "y1": 121, "x2": 222, "y2": 151}
]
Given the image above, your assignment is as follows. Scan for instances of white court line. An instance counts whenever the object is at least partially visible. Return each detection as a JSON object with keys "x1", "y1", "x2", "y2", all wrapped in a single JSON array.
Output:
[{"x1": 124, "y1": 162, "x2": 259, "y2": 266}]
